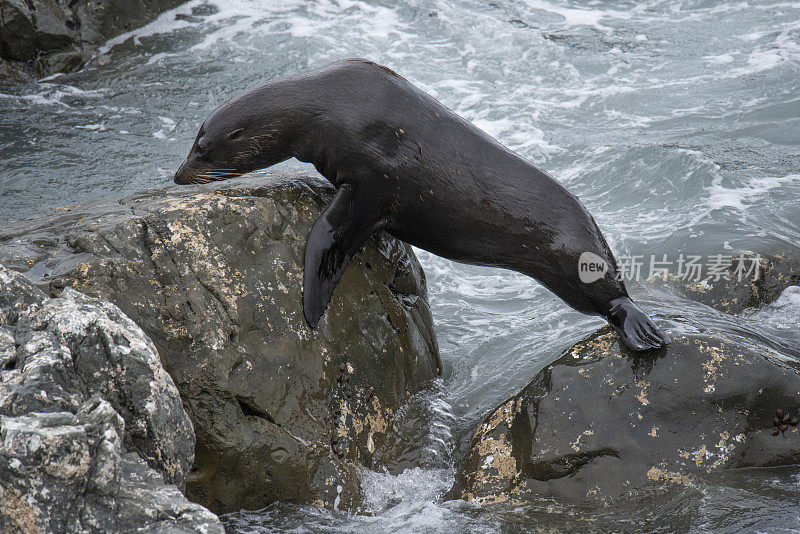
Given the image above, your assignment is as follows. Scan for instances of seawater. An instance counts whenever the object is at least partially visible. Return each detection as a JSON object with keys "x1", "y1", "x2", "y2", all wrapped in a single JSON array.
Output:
[{"x1": 1, "y1": 0, "x2": 799, "y2": 532}]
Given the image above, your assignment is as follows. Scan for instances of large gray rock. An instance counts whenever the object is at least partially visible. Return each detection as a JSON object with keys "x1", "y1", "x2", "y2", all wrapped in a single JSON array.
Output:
[
  {"x1": 71, "y1": 0, "x2": 184, "y2": 44},
  {"x1": 0, "y1": 0, "x2": 75, "y2": 62},
  {"x1": 0, "y1": 265, "x2": 222, "y2": 533},
  {"x1": 452, "y1": 326, "x2": 800, "y2": 505},
  {"x1": 0, "y1": 173, "x2": 441, "y2": 514},
  {"x1": 0, "y1": 0, "x2": 183, "y2": 78}
]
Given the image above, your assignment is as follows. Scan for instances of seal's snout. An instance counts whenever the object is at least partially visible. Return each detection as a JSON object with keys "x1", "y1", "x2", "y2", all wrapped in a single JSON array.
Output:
[
  {"x1": 174, "y1": 157, "x2": 201, "y2": 185},
  {"x1": 173, "y1": 155, "x2": 245, "y2": 185},
  {"x1": 174, "y1": 161, "x2": 189, "y2": 184}
]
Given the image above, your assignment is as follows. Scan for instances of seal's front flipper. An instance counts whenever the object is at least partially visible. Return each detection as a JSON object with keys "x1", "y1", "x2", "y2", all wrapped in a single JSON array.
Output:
[
  {"x1": 304, "y1": 183, "x2": 384, "y2": 328},
  {"x1": 606, "y1": 297, "x2": 671, "y2": 351}
]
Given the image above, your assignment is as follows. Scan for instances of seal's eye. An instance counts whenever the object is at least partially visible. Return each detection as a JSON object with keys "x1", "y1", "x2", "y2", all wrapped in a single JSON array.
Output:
[
  {"x1": 196, "y1": 143, "x2": 210, "y2": 159},
  {"x1": 227, "y1": 128, "x2": 245, "y2": 140}
]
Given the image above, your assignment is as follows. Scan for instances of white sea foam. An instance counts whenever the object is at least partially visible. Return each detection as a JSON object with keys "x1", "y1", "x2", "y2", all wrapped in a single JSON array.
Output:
[
  {"x1": 358, "y1": 468, "x2": 456, "y2": 523},
  {"x1": 471, "y1": 117, "x2": 557, "y2": 154},
  {"x1": 703, "y1": 53, "x2": 736, "y2": 65},
  {"x1": 726, "y1": 18, "x2": 800, "y2": 77},
  {"x1": 602, "y1": 109, "x2": 653, "y2": 128},
  {"x1": 521, "y1": 0, "x2": 631, "y2": 28},
  {"x1": 74, "y1": 123, "x2": 107, "y2": 132},
  {"x1": 99, "y1": 0, "x2": 412, "y2": 69},
  {"x1": 152, "y1": 116, "x2": 177, "y2": 140},
  {"x1": 746, "y1": 286, "x2": 800, "y2": 332},
  {"x1": 0, "y1": 84, "x2": 107, "y2": 109},
  {"x1": 705, "y1": 174, "x2": 799, "y2": 212}
]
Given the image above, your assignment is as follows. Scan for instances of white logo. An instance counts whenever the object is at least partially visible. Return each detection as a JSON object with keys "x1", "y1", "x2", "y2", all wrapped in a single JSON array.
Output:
[{"x1": 578, "y1": 252, "x2": 608, "y2": 283}]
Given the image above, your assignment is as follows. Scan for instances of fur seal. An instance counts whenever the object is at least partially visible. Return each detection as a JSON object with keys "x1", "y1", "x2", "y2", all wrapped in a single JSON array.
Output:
[{"x1": 174, "y1": 59, "x2": 669, "y2": 351}]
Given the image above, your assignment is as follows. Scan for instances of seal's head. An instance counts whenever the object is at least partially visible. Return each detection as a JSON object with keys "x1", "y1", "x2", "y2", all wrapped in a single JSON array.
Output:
[{"x1": 174, "y1": 94, "x2": 295, "y2": 185}]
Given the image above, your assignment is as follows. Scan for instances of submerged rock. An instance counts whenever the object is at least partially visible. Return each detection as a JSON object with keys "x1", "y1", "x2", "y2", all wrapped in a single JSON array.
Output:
[
  {"x1": 0, "y1": 265, "x2": 222, "y2": 533},
  {"x1": 452, "y1": 326, "x2": 800, "y2": 505},
  {"x1": 0, "y1": 173, "x2": 441, "y2": 514},
  {"x1": 653, "y1": 252, "x2": 800, "y2": 314},
  {"x1": 0, "y1": 0, "x2": 183, "y2": 79}
]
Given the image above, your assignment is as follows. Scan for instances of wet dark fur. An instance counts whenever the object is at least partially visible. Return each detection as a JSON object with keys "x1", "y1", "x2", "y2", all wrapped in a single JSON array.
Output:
[{"x1": 175, "y1": 59, "x2": 669, "y2": 351}]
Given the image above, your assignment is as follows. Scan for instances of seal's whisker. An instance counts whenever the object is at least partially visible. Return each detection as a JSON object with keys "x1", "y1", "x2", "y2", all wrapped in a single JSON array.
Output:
[{"x1": 199, "y1": 170, "x2": 240, "y2": 179}]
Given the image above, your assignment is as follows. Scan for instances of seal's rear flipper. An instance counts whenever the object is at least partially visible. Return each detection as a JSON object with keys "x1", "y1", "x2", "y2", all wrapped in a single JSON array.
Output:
[
  {"x1": 303, "y1": 183, "x2": 384, "y2": 328},
  {"x1": 606, "y1": 297, "x2": 671, "y2": 351}
]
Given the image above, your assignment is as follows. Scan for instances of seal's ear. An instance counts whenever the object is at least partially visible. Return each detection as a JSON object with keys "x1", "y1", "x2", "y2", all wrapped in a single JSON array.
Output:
[
  {"x1": 227, "y1": 128, "x2": 245, "y2": 140},
  {"x1": 303, "y1": 184, "x2": 384, "y2": 328}
]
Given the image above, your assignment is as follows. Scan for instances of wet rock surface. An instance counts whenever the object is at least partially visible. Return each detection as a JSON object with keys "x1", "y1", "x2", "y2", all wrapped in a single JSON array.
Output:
[
  {"x1": 452, "y1": 326, "x2": 800, "y2": 505},
  {"x1": 654, "y1": 252, "x2": 800, "y2": 314},
  {"x1": 0, "y1": 265, "x2": 222, "y2": 533},
  {"x1": 0, "y1": 173, "x2": 441, "y2": 514},
  {"x1": 0, "y1": 0, "x2": 183, "y2": 79}
]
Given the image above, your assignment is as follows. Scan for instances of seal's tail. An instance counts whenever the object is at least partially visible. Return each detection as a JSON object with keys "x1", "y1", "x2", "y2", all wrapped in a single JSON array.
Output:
[{"x1": 606, "y1": 297, "x2": 670, "y2": 351}]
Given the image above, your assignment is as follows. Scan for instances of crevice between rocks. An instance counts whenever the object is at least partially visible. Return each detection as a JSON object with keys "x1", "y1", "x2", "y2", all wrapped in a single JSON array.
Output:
[
  {"x1": 235, "y1": 395, "x2": 279, "y2": 427},
  {"x1": 526, "y1": 448, "x2": 620, "y2": 481}
]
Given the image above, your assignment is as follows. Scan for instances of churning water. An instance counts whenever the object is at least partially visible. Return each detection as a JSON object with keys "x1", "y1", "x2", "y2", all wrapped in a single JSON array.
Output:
[{"x1": 1, "y1": 0, "x2": 799, "y2": 531}]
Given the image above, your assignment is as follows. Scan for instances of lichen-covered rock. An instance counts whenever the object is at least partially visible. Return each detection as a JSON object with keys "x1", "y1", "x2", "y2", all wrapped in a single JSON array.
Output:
[
  {"x1": 2, "y1": 281, "x2": 195, "y2": 487},
  {"x1": 0, "y1": 173, "x2": 441, "y2": 514},
  {"x1": 0, "y1": 0, "x2": 183, "y2": 78},
  {"x1": 653, "y1": 253, "x2": 800, "y2": 314},
  {"x1": 0, "y1": 265, "x2": 222, "y2": 533},
  {"x1": 452, "y1": 326, "x2": 800, "y2": 505}
]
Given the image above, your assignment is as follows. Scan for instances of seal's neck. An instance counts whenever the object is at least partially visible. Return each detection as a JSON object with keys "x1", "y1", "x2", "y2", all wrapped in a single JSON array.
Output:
[
  {"x1": 289, "y1": 115, "x2": 340, "y2": 182},
  {"x1": 249, "y1": 82, "x2": 339, "y2": 180}
]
